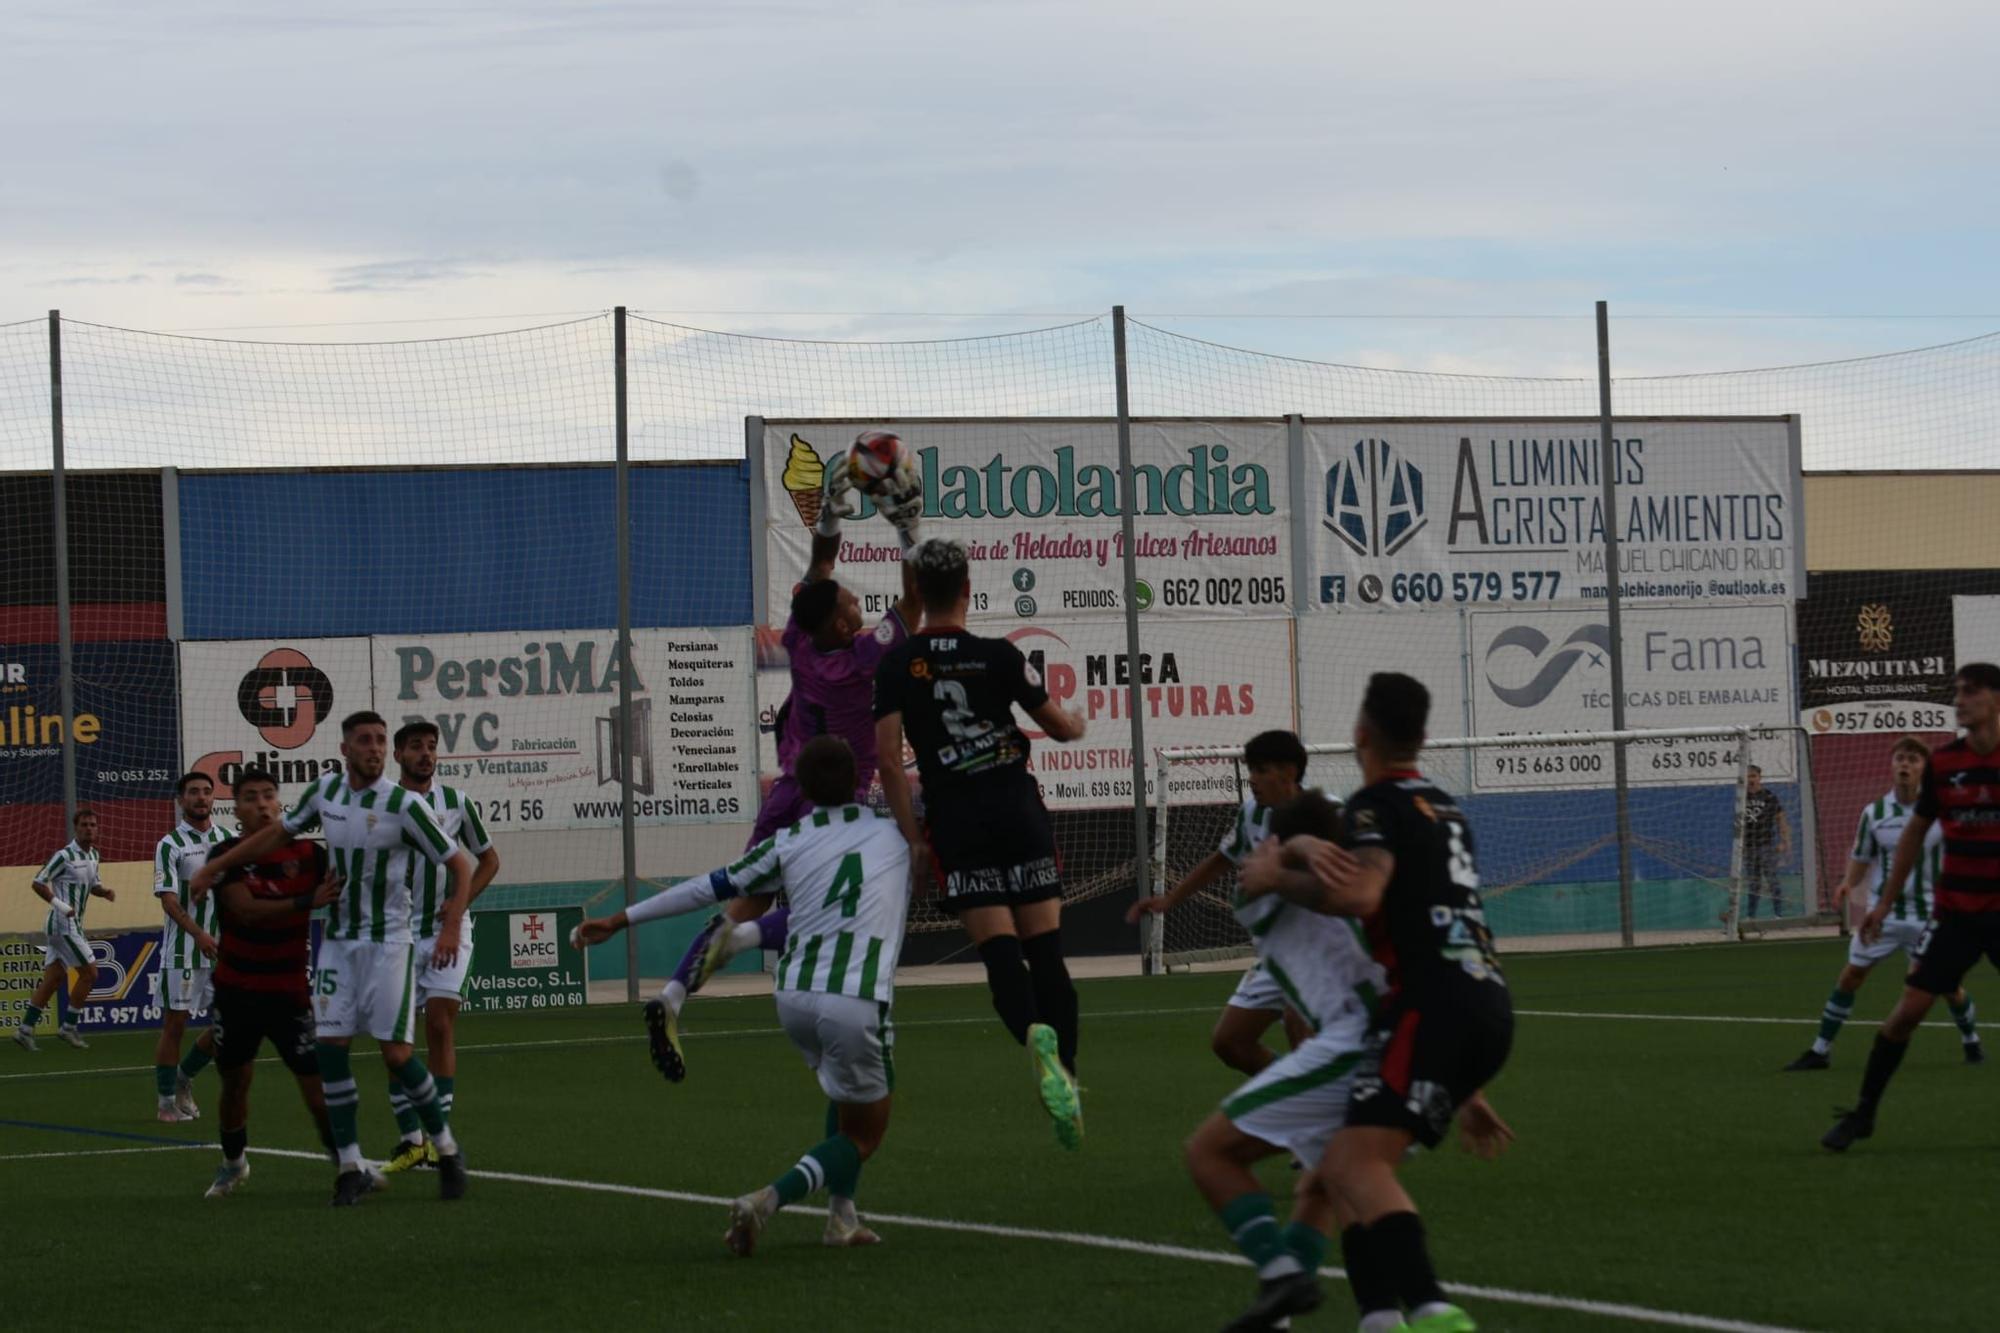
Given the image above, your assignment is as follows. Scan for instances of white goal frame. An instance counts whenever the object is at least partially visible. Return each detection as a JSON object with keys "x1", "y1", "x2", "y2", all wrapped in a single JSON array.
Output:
[{"x1": 1146, "y1": 725, "x2": 1821, "y2": 971}]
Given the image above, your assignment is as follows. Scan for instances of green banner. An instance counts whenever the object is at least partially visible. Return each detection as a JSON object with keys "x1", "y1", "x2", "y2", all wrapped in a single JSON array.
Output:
[{"x1": 463, "y1": 906, "x2": 588, "y2": 1014}]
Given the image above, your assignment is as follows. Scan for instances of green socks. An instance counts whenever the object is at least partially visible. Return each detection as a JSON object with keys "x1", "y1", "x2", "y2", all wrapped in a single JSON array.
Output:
[
  {"x1": 436, "y1": 1074, "x2": 455, "y2": 1121},
  {"x1": 772, "y1": 1134, "x2": 862, "y2": 1208},
  {"x1": 1219, "y1": 1193, "x2": 1302, "y2": 1279},
  {"x1": 154, "y1": 1064, "x2": 177, "y2": 1099},
  {"x1": 1950, "y1": 995, "x2": 1980, "y2": 1042},
  {"x1": 388, "y1": 1086, "x2": 422, "y2": 1139},
  {"x1": 178, "y1": 1041, "x2": 213, "y2": 1080},
  {"x1": 1813, "y1": 986, "x2": 1856, "y2": 1054},
  {"x1": 316, "y1": 1043, "x2": 362, "y2": 1166},
  {"x1": 1282, "y1": 1220, "x2": 1329, "y2": 1272}
]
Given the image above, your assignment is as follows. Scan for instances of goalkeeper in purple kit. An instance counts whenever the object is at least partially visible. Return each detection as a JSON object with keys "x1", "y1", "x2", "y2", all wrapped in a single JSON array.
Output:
[{"x1": 642, "y1": 432, "x2": 925, "y2": 1083}]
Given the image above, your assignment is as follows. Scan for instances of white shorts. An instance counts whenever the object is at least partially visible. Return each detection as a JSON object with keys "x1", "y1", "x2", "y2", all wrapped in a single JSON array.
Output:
[
  {"x1": 1226, "y1": 962, "x2": 1288, "y2": 1013},
  {"x1": 42, "y1": 919, "x2": 93, "y2": 971},
  {"x1": 1221, "y1": 1030, "x2": 1364, "y2": 1167},
  {"x1": 415, "y1": 918, "x2": 475, "y2": 1008},
  {"x1": 1849, "y1": 916, "x2": 1930, "y2": 969},
  {"x1": 775, "y1": 990, "x2": 895, "y2": 1104},
  {"x1": 313, "y1": 938, "x2": 419, "y2": 1044},
  {"x1": 161, "y1": 966, "x2": 215, "y2": 1017}
]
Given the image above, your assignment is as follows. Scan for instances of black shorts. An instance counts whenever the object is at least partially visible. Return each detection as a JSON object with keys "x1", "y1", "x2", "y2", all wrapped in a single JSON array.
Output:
[
  {"x1": 925, "y1": 779, "x2": 1063, "y2": 912},
  {"x1": 1345, "y1": 988, "x2": 1514, "y2": 1149},
  {"x1": 212, "y1": 986, "x2": 319, "y2": 1077},
  {"x1": 1907, "y1": 913, "x2": 2000, "y2": 996}
]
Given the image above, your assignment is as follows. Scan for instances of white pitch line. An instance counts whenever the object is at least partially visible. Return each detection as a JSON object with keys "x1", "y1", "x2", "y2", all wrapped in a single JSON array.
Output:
[
  {"x1": 1515, "y1": 1009, "x2": 2000, "y2": 1030},
  {"x1": 0, "y1": 1005, "x2": 1226, "y2": 1083},
  {"x1": 68, "y1": 1144, "x2": 1798, "y2": 1333},
  {"x1": 0, "y1": 1143, "x2": 206, "y2": 1163}
]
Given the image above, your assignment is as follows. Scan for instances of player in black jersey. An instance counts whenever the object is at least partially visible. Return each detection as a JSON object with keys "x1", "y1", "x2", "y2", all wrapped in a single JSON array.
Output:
[
  {"x1": 1241, "y1": 674, "x2": 1512, "y2": 1333},
  {"x1": 199, "y1": 766, "x2": 343, "y2": 1198},
  {"x1": 873, "y1": 537, "x2": 1088, "y2": 1148}
]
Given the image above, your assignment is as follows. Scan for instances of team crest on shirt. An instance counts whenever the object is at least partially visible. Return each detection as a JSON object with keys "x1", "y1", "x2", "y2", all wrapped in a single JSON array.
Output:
[
  {"x1": 910, "y1": 659, "x2": 930, "y2": 679},
  {"x1": 365, "y1": 814, "x2": 378, "y2": 831},
  {"x1": 1412, "y1": 797, "x2": 1436, "y2": 822},
  {"x1": 1023, "y1": 662, "x2": 1043, "y2": 688},
  {"x1": 874, "y1": 620, "x2": 896, "y2": 645}
]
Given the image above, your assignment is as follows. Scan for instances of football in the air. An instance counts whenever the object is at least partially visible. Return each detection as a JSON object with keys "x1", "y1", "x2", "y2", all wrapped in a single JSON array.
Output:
[{"x1": 847, "y1": 430, "x2": 908, "y2": 494}]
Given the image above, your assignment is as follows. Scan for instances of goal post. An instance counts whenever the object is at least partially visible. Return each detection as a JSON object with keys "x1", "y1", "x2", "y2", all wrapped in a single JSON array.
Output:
[{"x1": 1148, "y1": 724, "x2": 1822, "y2": 971}]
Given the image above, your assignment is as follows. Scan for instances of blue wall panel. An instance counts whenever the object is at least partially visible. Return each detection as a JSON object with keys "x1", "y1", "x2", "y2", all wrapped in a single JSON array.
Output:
[{"x1": 180, "y1": 464, "x2": 751, "y2": 638}]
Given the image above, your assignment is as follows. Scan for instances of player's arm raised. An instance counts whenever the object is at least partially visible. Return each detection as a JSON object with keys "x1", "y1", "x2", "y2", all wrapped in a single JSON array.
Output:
[
  {"x1": 575, "y1": 844, "x2": 771, "y2": 944},
  {"x1": 1129, "y1": 850, "x2": 1230, "y2": 922},
  {"x1": 191, "y1": 819, "x2": 290, "y2": 899}
]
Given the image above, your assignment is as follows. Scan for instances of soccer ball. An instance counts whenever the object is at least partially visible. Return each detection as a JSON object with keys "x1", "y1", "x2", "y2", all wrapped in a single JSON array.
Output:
[{"x1": 846, "y1": 431, "x2": 909, "y2": 495}]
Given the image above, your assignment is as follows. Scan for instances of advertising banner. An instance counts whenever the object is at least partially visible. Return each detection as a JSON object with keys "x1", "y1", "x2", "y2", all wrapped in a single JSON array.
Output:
[
  {"x1": 1295, "y1": 612, "x2": 1471, "y2": 746},
  {"x1": 1, "y1": 935, "x2": 56, "y2": 1035},
  {"x1": 995, "y1": 617, "x2": 1295, "y2": 810},
  {"x1": 375, "y1": 629, "x2": 755, "y2": 832},
  {"x1": 463, "y1": 906, "x2": 587, "y2": 1014},
  {"x1": 178, "y1": 638, "x2": 375, "y2": 817},
  {"x1": 1796, "y1": 572, "x2": 1969, "y2": 736},
  {"x1": 1304, "y1": 419, "x2": 1800, "y2": 610},
  {"x1": 760, "y1": 420, "x2": 1291, "y2": 625},
  {"x1": 1467, "y1": 602, "x2": 1795, "y2": 790}
]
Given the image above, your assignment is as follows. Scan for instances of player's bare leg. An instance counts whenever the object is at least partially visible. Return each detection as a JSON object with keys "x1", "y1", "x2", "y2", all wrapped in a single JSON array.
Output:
[
  {"x1": 1185, "y1": 1114, "x2": 1328, "y2": 1330},
  {"x1": 1212, "y1": 1005, "x2": 1285, "y2": 1075},
  {"x1": 728, "y1": 1095, "x2": 892, "y2": 1257},
  {"x1": 14, "y1": 962, "x2": 75, "y2": 1052}
]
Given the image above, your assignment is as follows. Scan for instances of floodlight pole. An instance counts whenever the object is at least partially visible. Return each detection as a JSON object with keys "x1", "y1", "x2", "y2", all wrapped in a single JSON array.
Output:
[
  {"x1": 615, "y1": 306, "x2": 639, "y2": 1002},
  {"x1": 1111, "y1": 307, "x2": 1155, "y2": 972},
  {"x1": 50, "y1": 311, "x2": 77, "y2": 830},
  {"x1": 1597, "y1": 301, "x2": 1636, "y2": 947}
]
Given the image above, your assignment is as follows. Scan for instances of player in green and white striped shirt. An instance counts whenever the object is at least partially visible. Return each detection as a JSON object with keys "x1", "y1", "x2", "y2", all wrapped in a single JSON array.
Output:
[
  {"x1": 1784, "y1": 736, "x2": 1982, "y2": 1071},
  {"x1": 1129, "y1": 731, "x2": 1319, "y2": 1074},
  {"x1": 380, "y1": 720, "x2": 501, "y2": 1175},
  {"x1": 574, "y1": 737, "x2": 911, "y2": 1251},
  {"x1": 153, "y1": 772, "x2": 230, "y2": 1121},
  {"x1": 195, "y1": 710, "x2": 476, "y2": 1207},
  {"x1": 13, "y1": 809, "x2": 113, "y2": 1053}
]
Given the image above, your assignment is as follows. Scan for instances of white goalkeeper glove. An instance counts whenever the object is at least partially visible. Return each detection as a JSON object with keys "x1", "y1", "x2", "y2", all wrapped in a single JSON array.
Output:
[
  {"x1": 877, "y1": 454, "x2": 924, "y2": 549},
  {"x1": 817, "y1": 459, "x2": 858, "y2": 538}
]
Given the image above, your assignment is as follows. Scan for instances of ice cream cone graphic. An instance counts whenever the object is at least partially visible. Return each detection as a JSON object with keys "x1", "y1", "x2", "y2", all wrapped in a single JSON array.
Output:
[{"x1": 782, "y1": 434, "x2": 827, "y2": 528}]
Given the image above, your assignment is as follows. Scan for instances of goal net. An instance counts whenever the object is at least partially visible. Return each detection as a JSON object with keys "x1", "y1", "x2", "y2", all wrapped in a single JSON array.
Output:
[{"x1": 1148, "y1": 725, "x2": 1821, "y2": 970}]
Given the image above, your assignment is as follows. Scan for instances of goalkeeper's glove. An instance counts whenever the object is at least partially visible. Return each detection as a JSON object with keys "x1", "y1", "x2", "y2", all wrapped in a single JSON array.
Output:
[
  {"x1": 880, "y1": 485, "x2": 923, "y2": 550},
  {"x1": 817, "y1": 459, "x2": 858, "y2": 538}
]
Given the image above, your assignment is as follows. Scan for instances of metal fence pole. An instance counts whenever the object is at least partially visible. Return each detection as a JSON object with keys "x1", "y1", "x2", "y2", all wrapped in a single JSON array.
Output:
[
  {"x1": 50, "y1": 311, "x2": 77, "y2": 830},
  {"x1": 1596, "y1": 301, "x2": 1635, "y2": 947},
  {"x1": 1111, "y1": 308, "x2": 1154, "y2": 972},
  {"x1": 614, "y1": 306, "x2": 640, "y2": 1002}
]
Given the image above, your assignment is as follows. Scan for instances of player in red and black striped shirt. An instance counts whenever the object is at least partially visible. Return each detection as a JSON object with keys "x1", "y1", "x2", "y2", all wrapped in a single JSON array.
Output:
[
  {"x1": 1824, "y1": 662, "x2": 2000, "y2": 1152},
  {"x1": 199, "y1": 766, "x2": 342, "y2": 1197}
]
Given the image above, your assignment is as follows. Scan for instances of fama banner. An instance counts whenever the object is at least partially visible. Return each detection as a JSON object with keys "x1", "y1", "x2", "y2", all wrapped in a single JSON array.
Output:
[
  {"x1": 1305, "y1": 418, "x2": 1801, "y2": 610},
  {"x1": 375, "y1": 629, "x2": 756, "y2": 832},
  {"x1": 1467, "y1": 602, "x2": 1796, "y2": 790},
  {"x1": 463, "y1": 906, "x2": 587, "y2": 1014},
  {"x1": 759, "y1": 419, "x2": 1291, "y2": 624}
]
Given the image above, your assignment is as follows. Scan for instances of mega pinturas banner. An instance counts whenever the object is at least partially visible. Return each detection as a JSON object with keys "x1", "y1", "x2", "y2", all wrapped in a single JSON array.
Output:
[
  {"x1": 1304, "y1": 418, "x2": 1802, "y2": 610},
  {"x1": 757, "y1": 419, "x2": 1291, "y2": 625},
  {"x1": 179, "y1": 631, "x2": 757, "y2": 833}
]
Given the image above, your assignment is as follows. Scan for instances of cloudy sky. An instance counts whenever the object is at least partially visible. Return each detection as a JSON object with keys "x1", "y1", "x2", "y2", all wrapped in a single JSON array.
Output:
[{"x1": 4, "y1": 0, "x2": 1997, "y2": 398}]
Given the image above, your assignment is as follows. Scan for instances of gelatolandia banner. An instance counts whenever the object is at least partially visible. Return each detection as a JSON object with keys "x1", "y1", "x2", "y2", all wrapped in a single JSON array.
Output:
[
  {"x1": 1305, "y1": 418, "x2": 1801, "y2": 610},
  {"x1": 758, "y1": 419, "x2": 1291, "y2": 625}
]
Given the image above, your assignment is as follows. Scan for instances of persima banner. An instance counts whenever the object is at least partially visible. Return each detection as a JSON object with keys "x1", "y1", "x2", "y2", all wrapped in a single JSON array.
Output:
[
  {"x1": 1305, "y1": 418, "x2": 1801, "y2": 610},
  {"x1": 759, "y1": 419, "x2": 1291, "y2": 624},
  {"x1": 1468, "y1": 602, "x2": 1795, "y2": 790},
  {"x1": 375, "y1": 628, "x2": 756, "y2": 832},
  {"x1": 994, "y1": 617, "x2": 1295, "y2": 810},
  {"x1": 179, "y1": 638, "x2": 375, "y2": 818}
]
